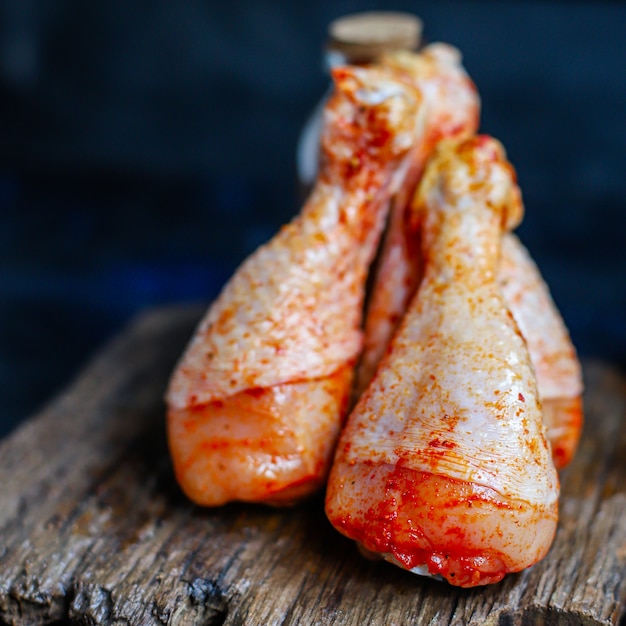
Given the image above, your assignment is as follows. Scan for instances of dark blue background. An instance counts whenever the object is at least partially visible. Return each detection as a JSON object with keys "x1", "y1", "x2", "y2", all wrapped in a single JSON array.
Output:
[{"x1": 1, "y1": 1, "x2": 625, "y2": 438}]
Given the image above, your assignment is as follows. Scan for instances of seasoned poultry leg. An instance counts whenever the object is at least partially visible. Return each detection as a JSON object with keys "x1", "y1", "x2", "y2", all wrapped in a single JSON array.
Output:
[
  {"x1": 355, "y1": 44, "x2": 480, "y2": 397},
  {"x1": 166, "y1": 65, "x2": 421, "y2": 506},
  {"x1": 326, "y1": 136, "x2": 560, "y2": 587},
  {"x1": 356, "y1": 46, "x2": 583, "y2": 468}
]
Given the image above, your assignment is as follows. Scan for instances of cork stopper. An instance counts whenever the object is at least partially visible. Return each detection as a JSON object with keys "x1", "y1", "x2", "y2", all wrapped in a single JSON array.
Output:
[{"x1": 327, "y1": 11, "x2": 422, "y2": 64}]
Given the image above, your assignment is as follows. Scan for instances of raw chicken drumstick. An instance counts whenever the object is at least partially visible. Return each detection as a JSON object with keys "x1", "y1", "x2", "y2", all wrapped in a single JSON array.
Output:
[
  {"x1": 165, "y1": 65, "x2": 421, "y2": 506},
  {"x1": 325, "y1": 136, "x2": 560, "y2": 587},
  {"x1": 356, "y1": 47, "x2": 583, "y2": 468},
  {"x1": 499, "y1": 234, "x2": 583, "y2": 468},
  {"x1": 355, "y1": 44, "x2": 480, "y2": 397}
]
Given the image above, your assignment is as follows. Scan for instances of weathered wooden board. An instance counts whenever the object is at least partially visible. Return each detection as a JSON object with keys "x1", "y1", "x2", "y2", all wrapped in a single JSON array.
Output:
[{"x1": 0, "y1": 305, "x2": 624, "y2": 626}]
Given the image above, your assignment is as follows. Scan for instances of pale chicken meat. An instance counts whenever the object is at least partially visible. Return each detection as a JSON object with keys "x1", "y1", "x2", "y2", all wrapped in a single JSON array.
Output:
[
  {"x1": 325, "y1": 136, "x2": 560, "y2": 587},
  {"x1": 355, "y1": 47, "x2": 583, "y2": 468},
  {"x1": 499, "y1": 234, "x2": 583, "y2": 468},
  {"x1": 355, "y1": 44, "x2": 480, "y2": 397},
  {"x1": 165, "y1": 65, "x2": 422, "y2": 506}
]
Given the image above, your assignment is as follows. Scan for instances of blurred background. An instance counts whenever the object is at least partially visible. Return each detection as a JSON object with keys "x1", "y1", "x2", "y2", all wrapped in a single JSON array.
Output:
[{"x1": 0, "y1": 0, "x2": 624, "y2": 438}]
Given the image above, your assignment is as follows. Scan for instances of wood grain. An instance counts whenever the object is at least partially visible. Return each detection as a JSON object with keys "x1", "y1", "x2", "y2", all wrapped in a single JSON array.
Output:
[{"x1": 0, "y1": 305, "x2": 624, "y2": 626}]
